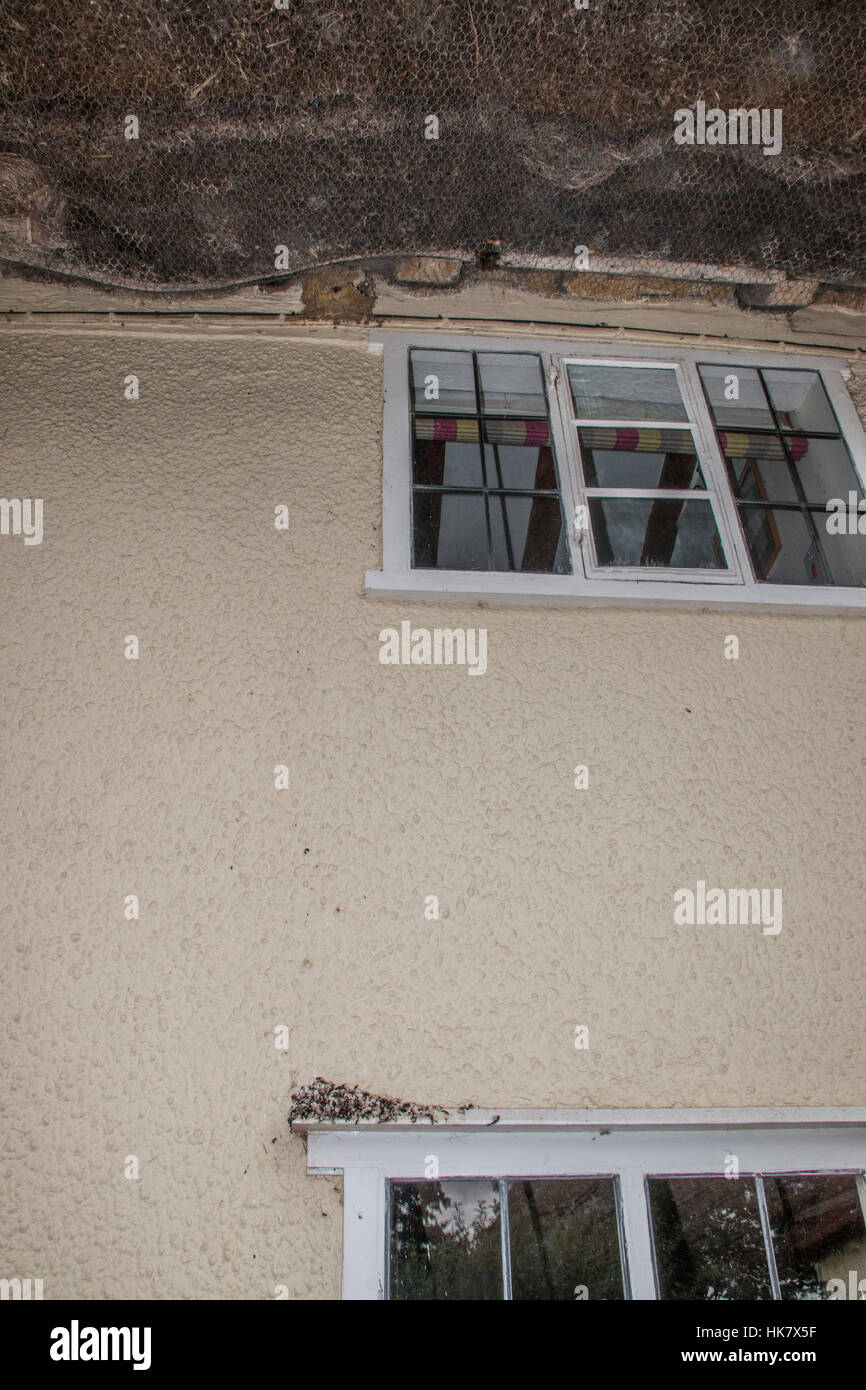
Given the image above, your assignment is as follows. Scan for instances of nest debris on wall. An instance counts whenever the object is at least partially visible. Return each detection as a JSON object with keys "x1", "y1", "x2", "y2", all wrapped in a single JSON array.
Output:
[{"x1": 289, "y1": 1076, "x2": 447, "y2": 1127}]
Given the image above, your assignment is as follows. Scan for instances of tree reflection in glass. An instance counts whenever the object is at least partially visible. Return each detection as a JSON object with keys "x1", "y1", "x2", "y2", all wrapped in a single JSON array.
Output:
[
  {"x1": 389, "y1": 1180, "x2": 503, "y2": 1300},
  {"x1": 765, "y1": 1174, "x2": 866, "y2": 1300},
  {"x1": 648, "y1": 1177, "x2": 772, "y2": 1300},
  {"x1": 508, "y1": 1179, "x2": 624, "y2": 1300}
]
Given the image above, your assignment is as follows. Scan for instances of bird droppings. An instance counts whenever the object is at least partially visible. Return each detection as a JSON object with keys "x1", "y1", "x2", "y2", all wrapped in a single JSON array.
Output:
[{"x1": 288, "y1": 1076, "x2": 447, "y2": 1127}]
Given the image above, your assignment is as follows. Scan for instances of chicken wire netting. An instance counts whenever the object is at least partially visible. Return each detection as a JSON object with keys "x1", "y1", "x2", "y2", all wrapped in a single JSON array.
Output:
[{"x1": 0, "y1": 0, "x2": 864, "y2": 294}]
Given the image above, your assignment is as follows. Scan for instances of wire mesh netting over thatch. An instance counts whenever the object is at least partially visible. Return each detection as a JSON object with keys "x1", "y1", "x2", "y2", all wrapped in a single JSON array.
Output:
[{"x1": 1, "y1": 0, "x2": 864, "y2": 292}]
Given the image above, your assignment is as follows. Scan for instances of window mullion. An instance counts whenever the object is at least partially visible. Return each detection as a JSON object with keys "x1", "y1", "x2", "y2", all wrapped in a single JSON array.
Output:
[
  {"x1": 545, "y1": 353, "x2": 586, "y2": 575},
  {"x1": 583, "y1": 488, "x2": 710, "y2": 499},
  {"x1": 499, "y1": 1178, "x2": 513, "y2": 1300},
  {"x1": 618, "y1": 1169, "x2": 658, "y2": 1300},
  {"x1": 469, "y1": 351, "x2": 496, "y2": 570},
  {"x1": 383, "y1": 1178, "x2": 392, "y2": 1301},
  {"x1": 754, "y1": 1174, "x2": 782, "y2": 1300}
]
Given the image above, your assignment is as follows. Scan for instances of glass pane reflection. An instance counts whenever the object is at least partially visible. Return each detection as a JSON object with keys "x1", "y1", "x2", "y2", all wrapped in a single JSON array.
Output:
[
  {"x1": 390, "y1": 1180, "x2": 503, "y2": 1300},
  {"x1": 648, "y1": 1177, "x2": 772, "y2": 1301}
]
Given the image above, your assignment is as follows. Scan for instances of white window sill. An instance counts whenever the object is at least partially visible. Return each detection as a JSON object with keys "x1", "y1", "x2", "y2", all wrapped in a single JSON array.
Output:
[{"x1": 366, "y1": 568, "x2": 866, "y2": 615}]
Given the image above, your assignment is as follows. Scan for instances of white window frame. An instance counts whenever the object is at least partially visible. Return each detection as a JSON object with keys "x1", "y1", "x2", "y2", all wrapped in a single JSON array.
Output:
[
  {"x1": 366, "y1": 330, "x2": 866, "y2": 614},
  {"x1": 298, "y1": 1107, "x2": 866, "y2": 1300},
  {"x1": 558, "y1": 355, "x2": 742, "y2": 584}
]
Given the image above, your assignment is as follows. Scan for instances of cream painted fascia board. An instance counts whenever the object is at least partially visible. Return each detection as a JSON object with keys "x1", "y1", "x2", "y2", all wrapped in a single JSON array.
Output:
[
  {"x1": 371, "y1": 294, "x2": 866, "y2": 350},
  {"x1": 2, "y1": 310, "x2": 862, "y2": 360},
  {"x1": 373, "y1": 316, "x2": 865, "y2": 359},
  {"x1": 0, "y1": 316, "x2": 372, "y2": 347},
  {"x1": 370, "y1": 328, "x2": 854, "y2": 368},
  {"x1": 3, "y1": 272, "x2": 866, "y2": 350}
]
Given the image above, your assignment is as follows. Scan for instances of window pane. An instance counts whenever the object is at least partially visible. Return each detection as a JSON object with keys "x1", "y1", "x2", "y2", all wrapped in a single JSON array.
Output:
[
  {"x1": 413, "y1": 491, "x2": 488, "y2": 569},
  {"x1": 482, "y1": 425, "x2": 557, "y2": 490},
  {"x1": 508, "y1": 1179, "x2": 624, "y2": 1301},
  {"x1": 738, "y1": 506, "x2": 830, "y2": 584},
  {"x1": 578, "y1": 427, "x2": 703, "y2": 489},
  {"x1": 789, "y1": 435, "x2": 863, "y2": 506},
  {"x1": 763, "y1": 369, "x2": 838, "y2": 433},
  {"x1": 699, "y1": 364, "x2": 774, "y2": 430},
  {"x1": 723, "y1": 446, "x2": 799, "y2": 504},
  {"x1": 765, "y1": 1174, "x2": 866, "y2": 1301},
  {"x1": 568, "y1": 364, "x2": 688, "y2": 422},
  {"x1": 413, "y1": 426, "x2": 484, "y2": 487},
  {"x1": 389, "y1": 1180, "x2": 503, "y2": 1300},
  {"x1": 478, "y1": 353, "x2": 547, "y2": 416},
  {"x1": 648, "y1": 1177, "x2": 772, "y2": 1300},
  {"x1": 817, "y1": 517, "x2": 866, "y2": 587},
  {"x1": 588, "y1": 498, "x2": 727, "y2": 569},
  {"x1": 410, "y1": 350, "x2": 477, "y2": 414},
  {"x1": 488, "y1": 495, "x2": 569, "y2": 573}
]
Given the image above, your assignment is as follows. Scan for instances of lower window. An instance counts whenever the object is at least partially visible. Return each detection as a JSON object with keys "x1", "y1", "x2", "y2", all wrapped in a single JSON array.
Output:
[{"x1": 387, "y1": 1171, "x2": 865, "y2": 1301}]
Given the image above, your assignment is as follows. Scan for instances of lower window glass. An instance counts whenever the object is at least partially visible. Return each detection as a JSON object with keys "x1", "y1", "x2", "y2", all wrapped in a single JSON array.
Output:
[
  {"x1": 388, "y1": 1177, "x2": 625, "y2": 1300},
  {"x1": 648, "y1": 1177, "x2": 772, "y2": 1300},
  {"x1": 508, "y1": 1178, "x2": 625, "y2": 1300},
  {"x1": 648, "y1": 1173, "x2": 866, "y2": 1300},
  {"x1": 765, "y1": 1174, "x2": 866, "y2": 1299},
  {"x1": 588, "y1": 497, "x2": 727, "y2": 569},
  {"x1": 387, "y1": 1171, "x2": 865, "y2": 1300}
]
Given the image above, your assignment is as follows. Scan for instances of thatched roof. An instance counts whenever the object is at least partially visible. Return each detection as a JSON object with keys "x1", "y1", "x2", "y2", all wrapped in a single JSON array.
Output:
[{"x1": 1, "y1": 0, "x2": 864, "y2": 292}]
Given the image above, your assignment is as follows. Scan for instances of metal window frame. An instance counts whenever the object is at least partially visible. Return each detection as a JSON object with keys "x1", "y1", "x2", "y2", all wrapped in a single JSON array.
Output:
[
  {"x1": 300, "y1": 1108, "x2": 866, "y2": 1300},
  {"x1": 368, "y1": 330, "x2": 866, "y2": 614}
]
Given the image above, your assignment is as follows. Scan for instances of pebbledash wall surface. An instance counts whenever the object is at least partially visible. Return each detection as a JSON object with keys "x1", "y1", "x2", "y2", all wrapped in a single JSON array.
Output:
[{"x1": 1, "y1": 305, "x2": 866, "y2": 1300}]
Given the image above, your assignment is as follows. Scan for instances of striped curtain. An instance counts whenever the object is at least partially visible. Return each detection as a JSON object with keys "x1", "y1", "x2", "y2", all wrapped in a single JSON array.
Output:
[{"x1": 414, "y1": 416, "x2": 810, "y2": 460}]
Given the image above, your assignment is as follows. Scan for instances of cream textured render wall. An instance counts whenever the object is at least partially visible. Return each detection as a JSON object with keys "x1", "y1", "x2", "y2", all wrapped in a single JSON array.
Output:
[{"x1": 1, "y1": 326, "x2": 865, "y2": 1300}]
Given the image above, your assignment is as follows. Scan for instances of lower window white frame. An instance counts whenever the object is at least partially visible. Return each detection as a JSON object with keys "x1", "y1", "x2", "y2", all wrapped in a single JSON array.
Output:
[{"x1": 299, "y1": 1107, "x2": 866, "y2": 1300}]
